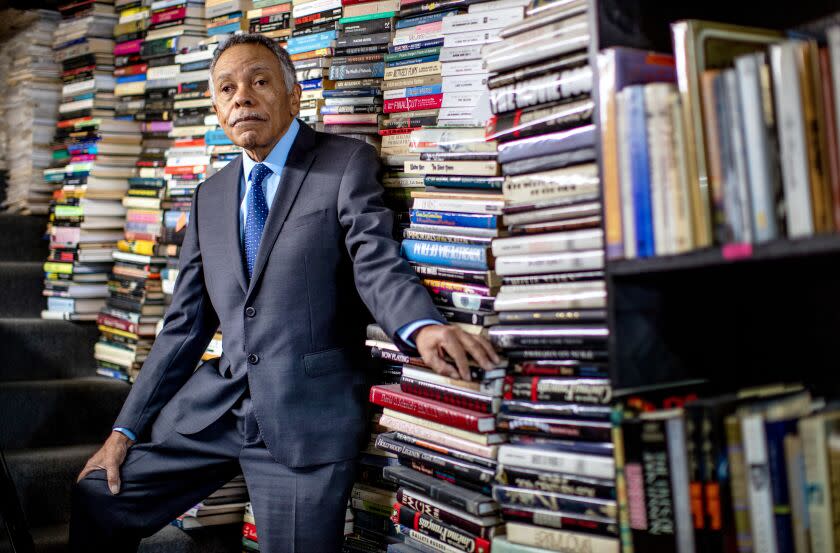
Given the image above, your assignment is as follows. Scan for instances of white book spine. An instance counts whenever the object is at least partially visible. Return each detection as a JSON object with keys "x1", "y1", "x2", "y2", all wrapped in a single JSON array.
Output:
[
  {"x1": 442, "y1": 29, "x2": 503, "y2": 49},
  {"x1": 467, "y1": 0, "x2": 529, "y2": 12},
  {"x1": 644, "y1": 84, "x2": 674, "y2": 256},
  {"x1": 505, "y1": 522, "x2": 619, "y2": 553},
  {"x1": 800, "y1": 416, "x2": 836, "y2": 553},
  {"x1": 667, "y1": 416, "x2": 696, "y2": 553},
  {"x1": 441, "y1": 74, "x2": 488, "y2": 93},
  {"x1": 438, "y1": 45, "x2": 484, "y2": 63},
  {"x1": 411, "y1": 197, "x2": 503, "y2": 214},
  {"x1": 491, "y1": 229, "x2": 603, "y2": 256},
  {"x1": 441, "y1": 8, "x2": 524, "y2": 34},
  {"x1": 440, "y1": 59, "x2": 487, "y2": 77},
  {"x1": 771, "y1": 42, "x2": 814, "y2": 237},
  {"x1": 669, "y1": 90, "x2": 695, "y2": 253},
  {"x1": 735, "y1": 53, "x2": 778, "y2": 242},
  {"x1": 829, "y1": 28, "x2": 840, "y2": 178},
  {"x1": 741, "y1": 413, "x2": 779, "y2": 553},
  {"x1": 497, "y1": 445, "x2": 614, "y2": 479},
  {"x1": 440, "y1": 92, "x2": 479, "y2": 108},
  {"x1": 617, "y1": 89, "x2": 637, "y2": 259},
  {"x1": 723, "y1": 69, "x2": 754, "y2": 243}
]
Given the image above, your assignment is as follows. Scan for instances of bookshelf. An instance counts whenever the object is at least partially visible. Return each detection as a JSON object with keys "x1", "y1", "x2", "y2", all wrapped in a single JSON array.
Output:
[{"x1": 587, "y1": 0, "x2": 840, "y2": 396}]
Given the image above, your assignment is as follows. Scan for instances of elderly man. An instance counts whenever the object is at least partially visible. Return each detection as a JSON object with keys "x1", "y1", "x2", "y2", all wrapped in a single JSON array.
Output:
[{"x1": 68, "y1": 34, "x2": 498, "y2": 552}]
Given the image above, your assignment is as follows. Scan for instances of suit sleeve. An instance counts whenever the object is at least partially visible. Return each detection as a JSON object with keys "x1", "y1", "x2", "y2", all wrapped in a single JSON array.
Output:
[
  {"x1": 112, "y1": 186, "x2": 219, "y2": 439},
  {"x1": 337, "y1": 143, "x2": 445, "y2": 354}
]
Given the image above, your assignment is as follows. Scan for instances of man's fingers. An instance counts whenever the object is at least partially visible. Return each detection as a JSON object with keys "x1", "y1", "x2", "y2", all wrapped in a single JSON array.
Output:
[
  {"x1": 460, "y1": 334, "x2": 493, "y2": 372},
  {"x1": 441, "y1": 333, "x2": 471, "y2": 381},
  {"x1": 418, "y1": 342, "x2": 459, "y2": 378},
  {"x1": 478, "y1": 336, "x2": 500, "y2": 364},
  {"x1": 106, "y1": 463, "x2": 121, "y2": 495}
]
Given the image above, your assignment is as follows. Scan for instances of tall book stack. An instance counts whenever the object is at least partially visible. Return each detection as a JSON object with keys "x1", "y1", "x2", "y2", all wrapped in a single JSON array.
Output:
[
  {"x1": 112, "y1": 0, "x2": 148, "y2": 124},
  {"x1": 2, "y1": 10, "x2": 63, "y2": 214},
  {"x1": 42, "y1": 0, "x2": 134, "y2": 322},
  {"x1": 474, "y1": 1, "x2": 618, "y2": 552},
  {"x1": 320, "y1": 0, "x2": 396, "y2": 142},
  {"x1": 205, "y1": 0, "x2": 251, "y2": 37},
  {"x1": 246, "y1": 0, "x2": 292, "y2": 42}
]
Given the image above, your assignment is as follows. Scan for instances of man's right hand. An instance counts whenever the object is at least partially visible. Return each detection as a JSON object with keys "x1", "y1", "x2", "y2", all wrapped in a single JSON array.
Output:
[{"x1": 76, "y1": 430, "x2": 134, "y2": 495}]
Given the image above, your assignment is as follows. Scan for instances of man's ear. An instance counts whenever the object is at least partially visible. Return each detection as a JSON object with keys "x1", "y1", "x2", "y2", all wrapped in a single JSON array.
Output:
[
  {"x1": 289, "y1": 83, "x2": 302, "y2": 116},
  {"x1": 211, "y1": 102, "x2": 218, "y2": 116}
]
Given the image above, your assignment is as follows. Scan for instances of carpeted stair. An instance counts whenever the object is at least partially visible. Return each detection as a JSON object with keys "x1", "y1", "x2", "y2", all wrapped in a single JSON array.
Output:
[{"x1": 0, "y1": 214, "x2": 241, "y2": 553}]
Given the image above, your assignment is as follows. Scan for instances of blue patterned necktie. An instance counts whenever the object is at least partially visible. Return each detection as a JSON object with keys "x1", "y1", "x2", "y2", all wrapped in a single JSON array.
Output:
[{"x1": 244, "y1": 163, "x2": 272, "y2": 279}]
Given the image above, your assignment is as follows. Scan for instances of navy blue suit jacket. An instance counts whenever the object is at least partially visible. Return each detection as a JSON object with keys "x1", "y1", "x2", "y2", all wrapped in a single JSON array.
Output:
[{"x1": 113, "y1": 121, "x2": 444, "y2": 467}]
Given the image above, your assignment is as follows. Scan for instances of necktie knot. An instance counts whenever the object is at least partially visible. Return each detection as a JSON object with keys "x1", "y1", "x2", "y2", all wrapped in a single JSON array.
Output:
[{"x1": 249, "y1": 163, "x2": 272, "y2": 187}]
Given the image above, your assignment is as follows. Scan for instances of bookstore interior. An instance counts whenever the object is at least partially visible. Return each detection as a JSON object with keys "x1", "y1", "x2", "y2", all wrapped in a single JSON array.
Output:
[{"x1": 2, "y1": 0, "x2": 840, "y2": 552}]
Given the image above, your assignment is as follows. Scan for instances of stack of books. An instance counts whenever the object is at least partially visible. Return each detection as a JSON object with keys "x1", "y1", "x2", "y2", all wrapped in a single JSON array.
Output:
[
  {"x1": 246, "y1": 1, "x2": 293, "y2": 42},
  {"x1": 320, "y1": 0, "x2": 396, "y2": 141},
  {"x1": 42, "y1": 0, "x2": 134, "y2": 322},
  {"x1": 400, "y1": 126, "x2": 501, "y2": 335},
  {"x1": 368, "y1": 337, "x2": 508, "y2": 551},
  {"x1": 112, "y1": 0, "x2": 147, "y2": 123},
  {"x1": 343, "y1": 327, "x2": 403, "y2": 553},
  {"x1": 206, "y1": 0, "x2": 250, "y2": 36},
  {"x1": 172, "y1": 474, "x2": 249, "y2": 529},
  {"x1": 289, "y1": 0, "x2": 339, "y2": 130},
  {"x1": 604, "y1": 22, "x2": 840, "y2": 259},
  {"x1": 2, "y1": 10, "x2": 63, "y2": 214}
]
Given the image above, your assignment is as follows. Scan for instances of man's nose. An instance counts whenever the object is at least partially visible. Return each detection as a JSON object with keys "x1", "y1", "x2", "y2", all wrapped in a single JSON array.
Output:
[{"x1": 233, "y1": 85, "x2": 254, "y2": 107}]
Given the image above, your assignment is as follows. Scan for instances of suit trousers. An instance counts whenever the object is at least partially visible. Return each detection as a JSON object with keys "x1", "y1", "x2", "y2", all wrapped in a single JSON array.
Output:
[{"x1": 69, "y1": 387, "x2": 356, "y2": 553}]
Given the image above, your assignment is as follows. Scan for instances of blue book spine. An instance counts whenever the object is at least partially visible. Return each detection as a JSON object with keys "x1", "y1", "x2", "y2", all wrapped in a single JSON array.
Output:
[
  {"x1": 765, "y1": 419, "x2": 798, "y2": 553},
  {"x1": 396, "y1": 9, "x2": 457, "y2": 29},
  {"x1": 116, "y1": 74, "x2": 146, "y2": 83},
  {"x1": 47, "y1": 297, "x2": 74, "y2": 312},
  {"x1": 207, "y1": 22, "x2": 241, "y2": 35},
  {"x1": 286, "y1": 31, "x2": 337, "y2": 54},
  {"x1": 404, "y1": 84, "x2": 442, "y2": 97},
  {"x1": 385, "y1": 54, "x2": 440, "y2": 68},
  {"x1": 423, "y1": 176, "x2": 503, "y2": 190},
  {"x1": 400, "y1": 239, "x2": 490, "y2": 270},
  {"x1": 299, "y1": 78, "x2": 323, "y2": 90},
  {"x1": 389, "y1": 38, "x2": 444, "y2": 53},
  {"x1": 322, "y1": 87, "x2": 381, "y2": 98},
  {"x1": 409, "y1": 209, "x2": 498, "y2": 229},
  {"x1": 626, "y1": 85, "x2": 655, "y2": 257},
  {"x1": 204, "y1": 129, "x2": 233, "y2": 145}
]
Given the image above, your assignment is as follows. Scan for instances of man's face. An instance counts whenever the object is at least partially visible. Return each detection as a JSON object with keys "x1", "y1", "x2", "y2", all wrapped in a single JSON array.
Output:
[{"x1": 211, "y1": 43, "x2": 301, "y2": 153}]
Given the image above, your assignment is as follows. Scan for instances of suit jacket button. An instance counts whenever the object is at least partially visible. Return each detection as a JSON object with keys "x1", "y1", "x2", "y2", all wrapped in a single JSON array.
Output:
[
  {"x1": 247, "y1": 353, "x2": 259, "y2": 365},
  {"x1": 245, "y1": 306, "x2": 256, "y2": 317}
]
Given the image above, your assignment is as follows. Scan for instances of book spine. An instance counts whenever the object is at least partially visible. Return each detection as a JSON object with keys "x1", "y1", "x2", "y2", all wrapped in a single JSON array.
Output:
[
  {"x1": 667, "y1": 415, "x2": 697, "y2": 553},
  {"x1": 383, "y1": 467, "x2": 488, "y2": 515},
  {"x1": 370, "y1": 385, "x2": 491, "y2": 433},
  {"x1": 409, "y1": 210, "x2": 498, "y2": 229},
  {"x1": 395, "y1": 490, "x2": 491, "y2": 538},
  {"x1": 626, "y1": 86, "x2": 655, "y2": 257},
  {"x1": 800, "y1": 417, "x2": 835, "y2": 553},
  {"x1": 393, "y1": 503, "x2": 491, "y2": 553},
  {"x1": 741, "y1": 414, "x2": 779, "y2": 553},
  {"x1": 504, "y1": 522, "x2": 619, "y2": 553},
  {"x1": 401, "y1": 239, "x2": 490, "y2": 270},
  {"x1": 400, "y1": 376, "x2": 494, "y2": 414},
  {"x1": 379, "y1": 414, "x2": 496, "y2": 459},
  {"x1": 502, "y1": 376, "x2": 611, "y2": 404}
]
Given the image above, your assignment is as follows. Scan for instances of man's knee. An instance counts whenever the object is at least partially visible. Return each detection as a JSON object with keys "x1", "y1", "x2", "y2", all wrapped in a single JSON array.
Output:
[{"x1": 73, "y1": 471, "x2": 115, "y2": 516}]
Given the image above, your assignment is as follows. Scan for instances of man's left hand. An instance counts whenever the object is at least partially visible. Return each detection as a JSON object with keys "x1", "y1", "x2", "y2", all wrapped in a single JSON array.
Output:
[{"x1": 414, "y1": 325, "x2": 500, "y2": 381}]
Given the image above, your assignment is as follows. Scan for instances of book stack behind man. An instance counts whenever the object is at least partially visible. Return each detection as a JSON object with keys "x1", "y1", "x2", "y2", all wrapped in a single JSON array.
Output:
[
  {"x1": 2, "y1": 10, "x2": 62, "y2": 214},
  {"x1": 172, "y1": 474, "x2": 250, "y2": 529},
  {"x1": 112, "y1": 0, "x2": 147, "y2": 126},
  {"x1": 242, "y1": 502, "x2": 258, "y2": 551},
  {"x1": 341, "y1": 324, "x2": 404, "y2": 553},
  {"x1": 317, "y1": 0, "x2": 396, "y2": 143},
  {"x1": 205, "y1": 0, "x2": 250, "y2": 36},
  {"x1": 246, "y1": 0, "x2": 292, "y2": 43},
  {"x1": 41, "y1": 0, "x2": 132, "y2": 322},
  {"x1": 367, "y1": 328, "x2": 508, "y2": 551},
  {"x1": 604, "y1": 21, "x2": 840, "y2": 260}
]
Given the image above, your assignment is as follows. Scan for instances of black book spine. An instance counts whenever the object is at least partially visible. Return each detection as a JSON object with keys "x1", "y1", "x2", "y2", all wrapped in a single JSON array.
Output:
[
  {"x1": 383, "y1": 466, "x2": 491, "y2": 516},
  {"x1": 395, "y1": 503, "x2": 490, "y2": 552},
  {"x1": 376, "y1": 434, "x2": 494, "y2": 484},
  {"x1": 497, "y1": 464, "x2": 615, "y2": 500},
  {"x1": 396, "y1": 488, "x2": 492, "y2": 538},
  {"x1": 390, "y1": 431, "x2": 497, "y2": 469},
  {"x1": 497, "y1": 309, "x2": 607, "y2": 324},
  {"x1": 503, "y1": 376, "x2": 612, "y2": 405}
]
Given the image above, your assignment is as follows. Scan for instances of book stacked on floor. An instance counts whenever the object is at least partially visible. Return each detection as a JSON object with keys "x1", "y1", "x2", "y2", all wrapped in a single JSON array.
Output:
[
  {"x1": 287, "y1": 0, "x2": 337, "y2": 129},
  {"x1": 206, "y1": 0, "x2": 251, "y2": 37},
  {"x1": 317, "y1": 0, "x2": 395, "y2": 142},
  {"x1": 603, "y1": 21, "x2": 840, "y2": 260},
  {"x1": 1, "y1": 10, "x2": 62, "y2": 214},
  {"x1": 343, "y1": 324, "x2": 404, "y2": 553},
  {"x1": 41, "y1": 0, "x2": 131, "y2": 322},
  {"x1": 173, "y1": 474, "x2": 250, "y2": 529},
  {"x1": 112, "y1": 0, "x2": 147, "y2": 123},
  {"x1": 611, "y1": 381, "x2": 840, "y2": 553},
  {"x1": 367, "y1": 330, "x2": 508, "y2": 552}
]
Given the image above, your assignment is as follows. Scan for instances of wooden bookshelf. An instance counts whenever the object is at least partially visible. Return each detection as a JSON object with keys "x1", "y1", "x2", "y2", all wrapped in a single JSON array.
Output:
[{"x1": 591, "y1": 0, "x2": 840, "y2": 396}]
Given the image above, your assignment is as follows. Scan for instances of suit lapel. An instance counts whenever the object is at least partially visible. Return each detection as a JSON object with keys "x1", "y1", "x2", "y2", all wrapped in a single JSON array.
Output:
[
  {"x1": 246, "y1": 122, "x2": 317, "y2": 299},
  {"x1": 221, "y1": 155, "x2": 249, "y2": 294}
]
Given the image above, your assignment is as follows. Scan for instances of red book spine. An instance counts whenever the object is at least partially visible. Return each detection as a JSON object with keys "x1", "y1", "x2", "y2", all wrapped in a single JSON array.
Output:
[
  {"x1": 393, "y1": 503, "x2": 492, "y2": 553},
  {"x1": 114, "y1": 63, "x2": 148, "y2": 77},
  {"x1": 395, "y1": 490, "x2": 493, "y2": 538},
  {"x1": 400, "y1": 378, "x2": 492, "y2": 414},
  {"x1": 342, "y1": 0, "x2": 380, "y2": 5},
  {"x1": 369, "y1": 384, "x2": 493, "y2": 433},
  {"x1": 152, "y1": 6, "x2": 186, "y2": 24},
  {"x1": 242, "y1": 521, "x2": 258, "y2": 542},
  {"x1": 384, "y1": 93, "x2": 443, "y2": 114},
  {"x1": 97, "y1": 313, "x2": 138, "y2": 334},
  {"x1": 254, "y1": 2, "x2": 291, "y2": 16},
  {"x1": 378, "y1": 127, "x2": 418, "y2": 136}
]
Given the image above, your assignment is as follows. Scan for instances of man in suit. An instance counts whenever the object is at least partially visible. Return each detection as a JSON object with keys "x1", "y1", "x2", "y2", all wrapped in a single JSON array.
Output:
[{"x1": 69, "y1": 34, "x2": 499, "y2": 552}]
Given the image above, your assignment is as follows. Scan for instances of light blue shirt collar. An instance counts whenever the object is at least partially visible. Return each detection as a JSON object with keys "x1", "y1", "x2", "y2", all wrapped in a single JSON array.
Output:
[{"x1": 241, "y1": 118, "x2": 300, "y2": 187}]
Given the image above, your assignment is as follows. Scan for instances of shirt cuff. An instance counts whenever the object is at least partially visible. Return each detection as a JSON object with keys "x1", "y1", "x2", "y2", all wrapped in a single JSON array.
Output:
[
  {"x1": 113, "y1": 427, "x2": 136, "y2": 442},
  {"x1": 397, "y1": 319, "x2": 444, "y2": 348}
]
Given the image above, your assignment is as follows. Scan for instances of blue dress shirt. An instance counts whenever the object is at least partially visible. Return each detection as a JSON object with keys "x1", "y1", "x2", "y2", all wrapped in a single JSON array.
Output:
[{"x1": 113, "y1": 120, "x2": 440, "y2": 442}]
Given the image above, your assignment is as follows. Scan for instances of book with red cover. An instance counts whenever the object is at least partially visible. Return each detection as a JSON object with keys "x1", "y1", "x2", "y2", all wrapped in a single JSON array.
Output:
[
  {"x1": 369, "y1": 384, "x2": 496, "y2": 433},
  {"x1": 401, "y1": 376, "x2": 495, "y2": 414},
  {"x1": 384, "y1": 94, "x2": 444, "y2": 114},
  {"x1": 392, "y1": 502, "x2": 492, "y2": 553}
]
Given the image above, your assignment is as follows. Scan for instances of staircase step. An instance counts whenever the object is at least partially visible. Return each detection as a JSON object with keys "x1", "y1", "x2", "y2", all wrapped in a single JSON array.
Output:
[
  {"x1": 0, "y1": 215, "x2": 48, "y2": 262},
  {"x1": 0, "y1": 262, "x2": 45, "y2": 317},
  {"x1": 0, "y1": 319, "x2": 99, "y2": 381},
  {"x1": 0, "y1": 522, "x2": 242, "y2": 553},
  {"x1": 5, "y1": 444, "x2": 98, "y2": 529},
  {"x1": 0, "y1": 378, "x2": 130, "y2": 450}
]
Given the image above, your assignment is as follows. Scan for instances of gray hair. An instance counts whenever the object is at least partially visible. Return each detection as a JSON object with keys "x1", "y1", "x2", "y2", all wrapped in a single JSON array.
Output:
[{"x1": 208, "y1": 33, "x2": 297, "y2": 99}]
